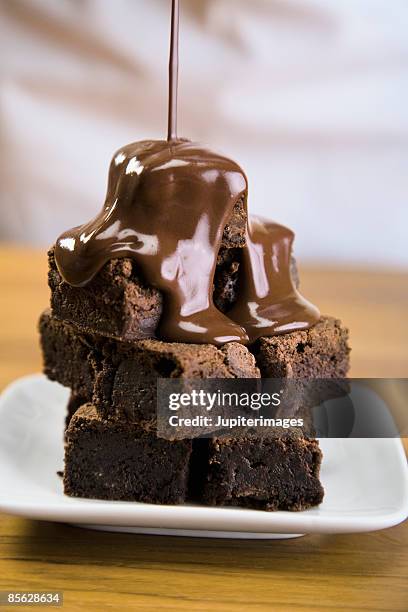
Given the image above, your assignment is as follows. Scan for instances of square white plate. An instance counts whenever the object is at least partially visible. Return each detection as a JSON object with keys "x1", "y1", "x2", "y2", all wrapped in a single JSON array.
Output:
[{"x1": 0, "y1": 375, "x2": 407, "y2": 539}]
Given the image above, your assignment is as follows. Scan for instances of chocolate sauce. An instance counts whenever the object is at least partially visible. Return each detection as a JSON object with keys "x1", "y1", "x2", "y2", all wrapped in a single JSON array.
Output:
[
  {"x1": 55, "y1": 140, "x2": 249, "y2": 345},
  {"x1": 54, "y1": 0, "x2": 320, "y2": 346},
  {"x1": 168, "y1": 0, "x2": 179, "y2": 141},
  {"x1": 228, "y1": 217, "x2": 320, "y2": 342}
]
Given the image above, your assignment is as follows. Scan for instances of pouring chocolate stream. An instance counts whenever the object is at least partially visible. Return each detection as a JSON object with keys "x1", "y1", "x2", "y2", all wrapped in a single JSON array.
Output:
[{"x1": 54, "y1": 0, "x2": 319, "y2": 345}]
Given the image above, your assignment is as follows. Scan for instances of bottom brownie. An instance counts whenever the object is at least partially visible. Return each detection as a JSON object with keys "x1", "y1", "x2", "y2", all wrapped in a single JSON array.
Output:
[
  {"x1": 64, "y1": 405, "x2": 192, "y2": 504},
  {"x1": 190, "y1": 435, "x2": 324, "y2": 511},
  {"x1": 65, "y1": 403, "x2": 324, "y2": 510}
]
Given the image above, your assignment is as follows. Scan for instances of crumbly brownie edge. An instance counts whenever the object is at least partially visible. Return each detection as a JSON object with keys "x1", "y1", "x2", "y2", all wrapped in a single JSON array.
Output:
[
  {"x1": 40, "y1": 311, "x2": 261, "y2": 422},
  {"x1": 253, "y1": 315, "x2": 351, "y2": 378}
]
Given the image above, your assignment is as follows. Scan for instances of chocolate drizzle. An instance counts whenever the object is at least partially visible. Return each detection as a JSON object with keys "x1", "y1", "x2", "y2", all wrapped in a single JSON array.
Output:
[
  {"x1": 54, "y1": 0, "x2": 320, "y2": 346},
  {"x1": 55, "y1": 140, "x2": 250, "y2": 345},
  {"x1": 168, "y1": 0, "x2": 179, "y2": 141},
  {"x1": 228, "y1": 217, "x2": 320, "y2": 339}
]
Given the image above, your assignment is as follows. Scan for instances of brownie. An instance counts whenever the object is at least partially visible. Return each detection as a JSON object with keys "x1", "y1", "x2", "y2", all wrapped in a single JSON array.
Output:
[
  {"x1": 66, "y1": 392, "x2": 88, "y2": 426},
  {"x1": 65, "y1": 404, "x2": 323, "y2": 510},
  {"x1": 39, "y1": 310, "x2": 260, "y2": 422},
  {"x1": 96, "y1": 336, "x2": 261, "y2": 423},
  {"x1": 39, "y1": 311, "x2": 96, "y2": 399},
  {"x1": 64, "y1": 404, "x2": 192, "y2": 503},
  {"x1": 219, "y1": 195, "x2": 247, "y2": 249},
  {"x1": 254, "y1": 316, "x2": 350, "y2": 378},
  {"x1": 48, "y1": 198, "x2": 247, "y2": 342},
  {"x1": 212, "y1": 247, "x2": 241, "y2": 313},
  {"x1": 190, "y1": 435, "x2": 324, "y2": 511},
  {"x1": 40, "y1": 311, "x2": 350, "y2": 420}
]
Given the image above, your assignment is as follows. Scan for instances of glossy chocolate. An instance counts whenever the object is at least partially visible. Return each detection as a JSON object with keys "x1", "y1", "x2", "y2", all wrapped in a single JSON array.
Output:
[
  {"x1": 55, "y1": 140, "x2": 249, "y2": 345},
  {"x1": 228, "y1": 217, "x2": 320, "y2": 342},
  {"x1": 54, "y1": 0, "x2": 320, "y2": 345},
  {"x1": 168, "y1": 0, "x2": 179, "y2": 141}
]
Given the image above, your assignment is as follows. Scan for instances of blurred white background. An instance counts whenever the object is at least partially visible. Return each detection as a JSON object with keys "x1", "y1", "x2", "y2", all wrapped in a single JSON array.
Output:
[{"x1": 0, "y1": 0, "x2": 407, "y2": 268}]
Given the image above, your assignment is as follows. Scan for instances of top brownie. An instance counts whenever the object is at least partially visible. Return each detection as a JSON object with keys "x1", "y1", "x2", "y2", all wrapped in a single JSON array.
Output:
[{"x1": 48, "y1": 198, "x2": 247, "y2": 341}]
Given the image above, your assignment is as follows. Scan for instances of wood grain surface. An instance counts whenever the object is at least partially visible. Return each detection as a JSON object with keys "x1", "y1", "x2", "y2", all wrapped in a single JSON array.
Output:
[{"x1": 0, "y1": 246, "x2": 407, "y2": 611}]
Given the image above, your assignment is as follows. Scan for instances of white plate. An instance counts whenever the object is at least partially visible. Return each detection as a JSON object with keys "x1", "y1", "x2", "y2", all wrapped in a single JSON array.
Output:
[{"x1": 0, "y1": 375, "x2": 407, "y2": 539}]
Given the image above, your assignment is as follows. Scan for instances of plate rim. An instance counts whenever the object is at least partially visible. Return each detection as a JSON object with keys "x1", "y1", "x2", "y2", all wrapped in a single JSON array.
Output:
[{"x1": 0, "y1": 374, "x2": 407, "y2": 535}]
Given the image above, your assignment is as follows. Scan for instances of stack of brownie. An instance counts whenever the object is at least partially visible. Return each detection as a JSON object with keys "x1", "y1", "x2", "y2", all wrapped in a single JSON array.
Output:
[{"x1": 39, "y1": 202, "x2": 350, "y2": 511}]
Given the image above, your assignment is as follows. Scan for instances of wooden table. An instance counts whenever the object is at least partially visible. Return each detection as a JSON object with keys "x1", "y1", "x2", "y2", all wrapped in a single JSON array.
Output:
[{"x1": 0, "y1": 246, "x2": 407, "y2": 611}]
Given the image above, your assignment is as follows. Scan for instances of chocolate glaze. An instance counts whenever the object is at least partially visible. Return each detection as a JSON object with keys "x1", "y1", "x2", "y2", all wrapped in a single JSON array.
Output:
[
  {"x1": 54, "y1": 0, "x2": 320, "y2": 346},
  {"x1": 55, "y1": 140, "x2": 249, "y2": 345},
  {"x1": 54, "y1": 140, "x2": 319, "y2": 345},
  {"x1": 168, "y1": 0, "x2": 179, "y2": 141},
  {"x1": 228, "y1": 217, "x2": 320, "y2": 342}
]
